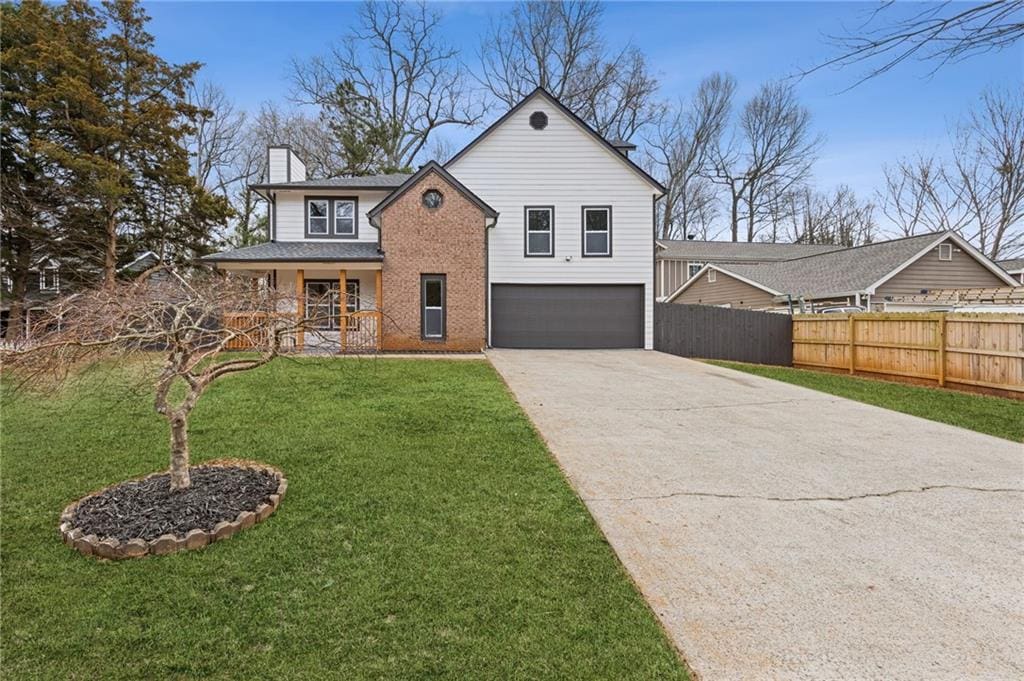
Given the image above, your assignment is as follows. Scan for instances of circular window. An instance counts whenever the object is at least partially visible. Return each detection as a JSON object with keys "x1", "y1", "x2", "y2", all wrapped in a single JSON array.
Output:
[
  {"x1": 422, "y1": 189, "x2": 443, "y2": 209},
  {"x1": 529, "y1": 111, "x2": 548, "y2": 130}
]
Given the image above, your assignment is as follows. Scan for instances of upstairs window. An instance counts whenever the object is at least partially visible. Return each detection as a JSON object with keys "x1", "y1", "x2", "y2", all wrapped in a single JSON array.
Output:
[
  {"x1": 305, "y1": 197, "x2": 358, "y2": 238},
  {"x1": 39, "y1": 268, "x2": 60, "y2": 292},
  {"x1": 306, "y1": 199, "x2": 329, "y2": 236},
  {"x1": 938, "y1": 243, "x2": 952, "y2": 261},
  {"x1": 525, "y1": 206, "x2": 554, "y2": 257},
  {"x1": 582, "y1": 206, "x2": 611, "y2": 257},
  {"x1": 334, "y1": 199, "x2": 356, "y2": 236},
  {"x1": 688, "y1": 262, "x2": 706, "y2": 279},
  {"x1": 707, "y1": 269, "x2": 717, "y2": 283}
]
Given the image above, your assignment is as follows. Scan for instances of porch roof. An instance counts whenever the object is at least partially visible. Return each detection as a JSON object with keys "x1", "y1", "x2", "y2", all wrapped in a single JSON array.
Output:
[{"x1": 203, "y1": 241, "x2": 384, "y2": 264}]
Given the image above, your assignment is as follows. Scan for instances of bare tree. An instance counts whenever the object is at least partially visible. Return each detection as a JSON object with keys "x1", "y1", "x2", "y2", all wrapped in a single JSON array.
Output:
[
  {"x1": 1, "y1": 267, "x2": 321, "y2": 491},
  {"x1": 786, "y1": 185, "x2": 876, "y2": 246},
  {"x1": 879, "y1": 154, "x2": 973, "y2": 239},
  {"x1": 950, "y1": 88, "x2": 1024, "y2": 258},
  {"x1": 478, "y1": 0, "x2": 661, "y2": 140},
  {"x1": 807, "y1": 1, "x2": 1024, "y2": 88},
  {"x1": 646, "y1": 73, "x2": 735, "y2": 239},
  {"x1": 291, "y1": 0, "x2": 484, "y2": 172},
  {"x1": 711, "y1": 81, "x2": 822, "y2": 241}
]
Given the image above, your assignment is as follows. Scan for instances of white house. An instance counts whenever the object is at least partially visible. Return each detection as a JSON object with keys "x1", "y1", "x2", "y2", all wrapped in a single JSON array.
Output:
[{"x1": 206, "y1": 88, "x2": 665, "y2": 351}]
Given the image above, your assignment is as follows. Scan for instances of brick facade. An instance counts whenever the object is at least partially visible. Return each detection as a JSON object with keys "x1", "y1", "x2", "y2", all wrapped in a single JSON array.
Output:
[{"x1": 378, "y1": 170, "x2": 488, "y2": 351}]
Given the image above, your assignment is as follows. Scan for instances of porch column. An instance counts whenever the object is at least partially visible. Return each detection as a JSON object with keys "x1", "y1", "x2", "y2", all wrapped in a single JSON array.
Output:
[
  {"x1": 375, "y1": 269, "x2": 383, "y2": 351},
  {"x1": 295, "y1": 268, "x2": 304, "y2": 351},
  {"x1": 338, "y1": 269, "x2": 347, "y2": 353}
]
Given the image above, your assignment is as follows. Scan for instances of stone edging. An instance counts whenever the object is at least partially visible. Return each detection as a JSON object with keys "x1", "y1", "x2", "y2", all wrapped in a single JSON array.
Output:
[{"x1": 58, "y1": 460, "x2": 287, "y2": 560}]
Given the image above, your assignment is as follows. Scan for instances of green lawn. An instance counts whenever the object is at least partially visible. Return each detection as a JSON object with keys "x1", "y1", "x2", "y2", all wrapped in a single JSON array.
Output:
[
  {"x1": 707, "y1": 361, "x2": 1024, "y2": 442},
  {"x1": 1, "y1": 358, "x2": 688, "y2": 680}
]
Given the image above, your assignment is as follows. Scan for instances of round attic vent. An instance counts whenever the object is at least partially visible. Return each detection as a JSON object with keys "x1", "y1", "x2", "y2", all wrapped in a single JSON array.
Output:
[{"x1": 529, "y1": 111, "x2": 548, "y2": 130}]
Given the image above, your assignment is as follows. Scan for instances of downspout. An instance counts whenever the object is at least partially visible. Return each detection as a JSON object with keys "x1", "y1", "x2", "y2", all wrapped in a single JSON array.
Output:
[{"x1": 484, "y1": 213, "x2": 499, "y2": 349}]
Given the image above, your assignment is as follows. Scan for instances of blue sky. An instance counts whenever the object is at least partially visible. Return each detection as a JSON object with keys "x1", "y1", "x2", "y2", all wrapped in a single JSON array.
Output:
[{"x1": 144, "y1": 1, "x2": 1023, "y2": 203}]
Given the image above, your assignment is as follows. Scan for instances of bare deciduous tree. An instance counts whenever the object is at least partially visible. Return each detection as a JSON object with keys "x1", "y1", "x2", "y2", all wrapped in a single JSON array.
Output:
[
  {"x1": 291, "y1": 0, "x2": 484, "y2": 172},
  {"x1": 950, "y1": 88, "x2": 1024, "y2": 258},
  {"x1": 711, "y1": 81, "x2": 822, "y2": 242},
  {"x1": 646, "y1": 73, "x2": 735, "y2": 239},
  {"x1": 479, "y1": 0, "x2": 661, "y2": 140},
  {"x1": 807, "y1": 1, "x2": 1024, "y2": 88},
  {"x1": 785, "y1": 185, "x2": 877, "y2": 246},
  {"x1": 2, "y1": 268, "x2": 318, "y2": 491}
]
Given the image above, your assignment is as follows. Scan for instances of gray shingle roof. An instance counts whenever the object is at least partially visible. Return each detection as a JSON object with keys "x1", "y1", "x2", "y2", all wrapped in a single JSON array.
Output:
[
  {"x1": 252, "y1": 173, "x2": 412, "y2": 190},
  {"x1": 203, "y1": 241, "x2": 383, "y2": 262},
  {"x1": 716, "y1": 232, "x2": 948, "y2": 297},
  {"x1": 657, "y1": 240, "x2": 845, "y2": 261},
  {"x1": 997, "y1": 257, "x2": 1024, "y2": 272}
]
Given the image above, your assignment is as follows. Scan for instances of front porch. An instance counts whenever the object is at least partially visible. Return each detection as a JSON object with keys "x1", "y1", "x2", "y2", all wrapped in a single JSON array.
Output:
[{"x1": 221, "y1": 263, "x2": 384, "y2": 354}]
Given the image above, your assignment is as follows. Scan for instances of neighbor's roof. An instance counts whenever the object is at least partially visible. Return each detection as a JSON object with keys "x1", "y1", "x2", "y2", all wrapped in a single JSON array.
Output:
[
  {"x1": 715, "y1": 232, "x2": 953, "y2": 298},
  {"x1": 656, "y1": 240, "x2": 846, "y2": 261},
  {"x1": 203, "y1": 241, "x2": 383, "y2": 263},
  {"x1": 250, "y1": 173, "x2": 412, "y2": 191},
  {"x1": 997, "y1": 257, "x2": 1024, "y2": 272}
]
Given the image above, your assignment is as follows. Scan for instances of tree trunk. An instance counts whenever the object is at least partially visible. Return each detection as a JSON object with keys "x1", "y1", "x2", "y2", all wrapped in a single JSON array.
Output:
[
  {"x1": 104, "y1": 210, "x2": 117, "y2": 287},
  {"x1": 169, "y1": 415, "x2": 191, "y2": 491},
  {"x1": 730, "y1": 190, "x2": 740, "y2": 242}
]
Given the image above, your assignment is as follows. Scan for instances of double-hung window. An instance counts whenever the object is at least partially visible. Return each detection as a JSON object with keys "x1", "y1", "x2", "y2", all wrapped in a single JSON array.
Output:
[
  {"x1": 525, "y1": 206, "x2": 554, "y2": 257},
  {"x1": 421, "y1": 274, "x2": 446, "y2": 340},
  {"x1": 305, "y1": 197, "x2": 359, "y2": 238},
  {"x1": 39, "y1": 268, "x2": 60, "y2": 292},
  {"x1": 304, "y1": 281, "x2": 338, "y2": 329},
  {"x1": 334, "y1": 200, "x2": 356, "y2": 236},
  {"x1": 582, "y1": 206, "x2": 611, "y2": 257},
  {"x1": 304, "y1": 280, "x2": 361, "y2": 330},
  {"x1": 688, "y1": 262, "x2": 705, "y2": 279},
  {"x1": 306, "y1": 199, "x2": 329, "y2": 236}
]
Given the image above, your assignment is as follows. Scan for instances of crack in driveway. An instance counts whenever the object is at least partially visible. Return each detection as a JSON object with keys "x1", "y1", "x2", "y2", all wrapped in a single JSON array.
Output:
[{"x1": 586, "y1": 484, "x2": 1024, "y2": 503}]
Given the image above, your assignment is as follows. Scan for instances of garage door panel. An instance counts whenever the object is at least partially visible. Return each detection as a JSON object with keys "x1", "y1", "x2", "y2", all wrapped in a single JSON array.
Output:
[{"x1": 491, "y1": 284, "x2": 643, "y2": 348}]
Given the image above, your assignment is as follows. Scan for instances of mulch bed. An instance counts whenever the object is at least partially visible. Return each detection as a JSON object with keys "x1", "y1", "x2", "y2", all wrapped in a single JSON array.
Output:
[{"x1": 71, "y1": 465, "x2": 279, "y2": 542}]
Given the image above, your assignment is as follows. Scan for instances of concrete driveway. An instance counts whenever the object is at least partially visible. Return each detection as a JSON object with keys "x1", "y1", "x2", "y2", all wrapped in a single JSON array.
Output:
[{"x1": 488, "y1": 349, "x2": 1024, "y2": 681}]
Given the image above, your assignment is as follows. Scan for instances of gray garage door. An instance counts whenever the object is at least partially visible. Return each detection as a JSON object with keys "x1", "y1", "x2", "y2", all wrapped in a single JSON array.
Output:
[{"x1": 491, "y1": 284, "x2": 644, "y2": 348}]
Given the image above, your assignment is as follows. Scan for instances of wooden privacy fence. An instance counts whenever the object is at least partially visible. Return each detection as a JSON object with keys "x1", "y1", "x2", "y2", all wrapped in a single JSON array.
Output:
[
  {"x1": 655, "y1": 303, "x2": 793, "y2": 366},
  {"x1": 792, "y1": 312, "x2": 1024, "y2": 395}
]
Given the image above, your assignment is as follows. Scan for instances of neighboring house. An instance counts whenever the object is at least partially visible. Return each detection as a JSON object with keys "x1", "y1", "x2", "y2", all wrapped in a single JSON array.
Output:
[
  {"x1": 1, "y1": 257, "x2": 62, "y2": 339},
  {"x1": 655, "y1": 240, "x2": 845, "y2": 300},
  {"x1": 205, "y1": 88, "x2": 665, "y2": 351},
  {"x1": 664, "y1": 231, "x2": 1019, "y2": 311},
  {"x1": 998, "y1": 258, "x2": 1024, "y2": 285}
]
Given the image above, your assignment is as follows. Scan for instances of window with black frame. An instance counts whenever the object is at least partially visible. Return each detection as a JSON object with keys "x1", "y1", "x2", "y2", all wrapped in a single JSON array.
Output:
[
  {"x1": 421, "y1": 275, "x2": 446, "y2": 340},
  {"x1": 304, "y1": 280, "x2": 360, "y2": 330}
]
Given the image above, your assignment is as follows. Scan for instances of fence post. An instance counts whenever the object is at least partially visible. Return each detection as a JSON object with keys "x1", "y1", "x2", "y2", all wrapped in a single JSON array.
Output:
[
  {"x1": 848, "y1": 315, "x2": 856, "y2": 374},
  {"x1": 937, "y1": 314, "x2": 947, "y2": 387}
]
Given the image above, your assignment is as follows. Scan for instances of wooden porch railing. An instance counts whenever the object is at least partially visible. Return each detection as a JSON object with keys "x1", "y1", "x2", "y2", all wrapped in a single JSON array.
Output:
[
  {"x1": 223, "y1": 312, "x2": 269, "y2": 350},
  {"x1": 339, "y1": 310, "x2": 383, "y2": 352}
]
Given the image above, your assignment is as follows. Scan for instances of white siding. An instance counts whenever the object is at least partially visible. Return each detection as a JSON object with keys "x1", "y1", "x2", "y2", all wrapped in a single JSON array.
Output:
[
  {"x1": 274, "y1": 190, "x2": 390, "y2": 243},
  {"x1": 268, "y1": 148, "x2": 289, "y2": 183},
  {"x1": 447, "y1": 94, "x2": 660, "y2": 348},
  {"x1": 287, "y1": 150, "x2": 306, "y2": 182}
]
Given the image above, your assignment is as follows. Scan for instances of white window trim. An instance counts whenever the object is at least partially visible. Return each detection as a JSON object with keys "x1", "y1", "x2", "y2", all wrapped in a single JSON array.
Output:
[
  {"x1": 525, "y1": 206, "x2": 554, "y2": 257},
  {"x1": 707, "y1": 269, "x2": 717, "y2": 283},
  {"x1": 39, "y1": 268, "x2": 60, "y2": 292},
  {"x1": 306, "y1": 199, "x2": 330, "y2": 236},
  {"x1": 688, "y1": 262, "x2": 706, "y2": 279},
  {"x1": 581, "y1": 206, "x2": 612, "y2": 257},
  {"x1": 938, "y1": 243, "x2": 953, "y2": 261},
  {"x1": 334, "y1": 199, "x2": 357, "y2": 236}
]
